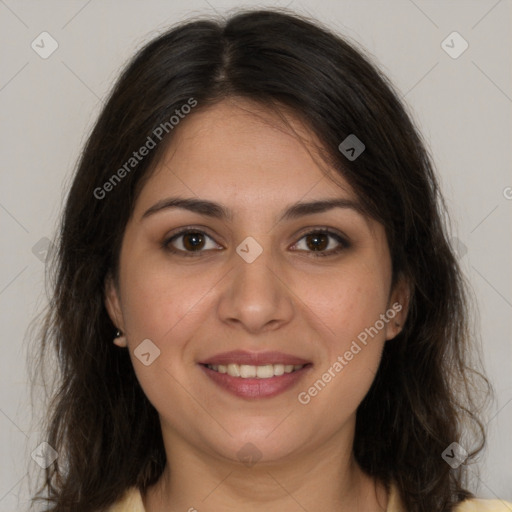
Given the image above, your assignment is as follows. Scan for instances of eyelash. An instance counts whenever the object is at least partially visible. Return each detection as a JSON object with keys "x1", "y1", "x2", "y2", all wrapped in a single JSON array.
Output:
[
  {"x1": 293, "y1": 228, "x2": 350, "y2": 257},
  {"x1": 161, "y1": 227, "x2": 350, "y2": 258}
]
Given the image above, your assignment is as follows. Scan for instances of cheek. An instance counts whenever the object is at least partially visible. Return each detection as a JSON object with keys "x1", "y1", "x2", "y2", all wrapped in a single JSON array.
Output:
[
  {"x1": 117, "y1": 257, "x2": 214, "y2": 413},
  {"x1": 119, "y1": 253, "x2": 219, "y2": 343},
  {"x1": 302, "y1": 264, "x2": 391, "y2": 348},
  {"x1": 295, "y1": 266, "x2": 390, "y2": 412}
]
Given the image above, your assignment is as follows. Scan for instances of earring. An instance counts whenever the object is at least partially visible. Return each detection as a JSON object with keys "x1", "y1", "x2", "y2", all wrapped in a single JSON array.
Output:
[{"x1": 113, "y1": 329, "x2": 127, "y2": 348}]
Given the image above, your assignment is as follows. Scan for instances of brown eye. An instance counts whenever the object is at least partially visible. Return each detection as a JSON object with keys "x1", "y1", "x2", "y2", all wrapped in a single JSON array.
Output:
[
  {"x1": 163, "y1": 229, "x2": 221, "y2": 256},
  {"x1": 182, "y1": 232, "x2": 206, "y2": 251},
  {"x1": 305, "y1": 233, "x2": 329, "y2": 251},
  {"x1": 292, "y1": 229, "x2": 349, "y2": 257}
]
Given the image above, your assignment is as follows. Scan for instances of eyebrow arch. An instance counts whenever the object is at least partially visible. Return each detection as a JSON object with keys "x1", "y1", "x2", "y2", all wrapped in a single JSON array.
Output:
[
  {"x1": 142, "y1": 197, "x2": 231, "y2": 221},
  {"x1": 141, "y1": 196, "x2": 367, "y2": 222},
  {"x1": 279, "y1": 198, "x2": 367, "y2": 221}
]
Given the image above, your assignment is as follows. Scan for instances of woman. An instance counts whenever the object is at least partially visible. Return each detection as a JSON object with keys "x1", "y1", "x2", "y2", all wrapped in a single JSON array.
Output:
[{"x1": 32, "y1": 8, "x2": 511, "y2": 512}]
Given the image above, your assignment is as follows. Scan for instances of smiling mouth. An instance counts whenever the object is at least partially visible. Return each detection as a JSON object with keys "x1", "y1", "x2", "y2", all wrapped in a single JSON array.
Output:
[{"x1": 203, "y1": 363, "x2": 308, "y2": 379}]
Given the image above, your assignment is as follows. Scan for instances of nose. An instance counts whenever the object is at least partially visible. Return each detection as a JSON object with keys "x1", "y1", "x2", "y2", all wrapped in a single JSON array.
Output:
[{"x1": 216, "y1": 246, "x2": 294, "y2": 334}]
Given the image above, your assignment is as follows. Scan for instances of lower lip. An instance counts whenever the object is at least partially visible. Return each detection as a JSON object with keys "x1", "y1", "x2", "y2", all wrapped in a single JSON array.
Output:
[{"x1": 199, "y1": 364, "x2": 312, "y2": 399}]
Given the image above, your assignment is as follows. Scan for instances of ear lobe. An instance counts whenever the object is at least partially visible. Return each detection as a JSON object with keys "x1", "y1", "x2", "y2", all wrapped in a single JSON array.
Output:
[
  {"x1": 113, "y1": 334, "x2": 127, "y2": 348},
  {"x1": 385, "y1": 276, "x2": 411, "y2": 341}
]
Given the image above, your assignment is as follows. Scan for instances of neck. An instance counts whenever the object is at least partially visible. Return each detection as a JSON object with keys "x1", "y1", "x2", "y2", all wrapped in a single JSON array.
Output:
[{"x1": 143, "y1": 426, "x2": 388, "y2": 512}]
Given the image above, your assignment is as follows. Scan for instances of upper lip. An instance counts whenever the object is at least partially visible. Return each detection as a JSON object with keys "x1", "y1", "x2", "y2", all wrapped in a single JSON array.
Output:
[{"x1": 199, "y1": 350, "x2": 311, "y2": 366}]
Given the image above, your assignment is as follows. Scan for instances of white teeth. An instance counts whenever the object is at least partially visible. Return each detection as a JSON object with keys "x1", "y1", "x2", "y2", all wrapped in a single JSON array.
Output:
[
  {"x1": 256, "y1": 364, "x2": 274, "y2": 379},
  {"x1": 227, "y1": 363, "x2": 240, "y2": 377},
  {"x1": 273, "y1": 364, "x2": 285, "y2": 376},
  {"x1": 206, "y1": 363, "x2": 306, "y2": 378},
  {"x1": 240, "y1": 364, "x2": 256, "y2": 378}
]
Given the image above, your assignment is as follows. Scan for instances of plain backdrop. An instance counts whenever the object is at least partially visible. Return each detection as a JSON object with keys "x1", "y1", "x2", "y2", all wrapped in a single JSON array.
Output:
[{"x1": 0, "y1": 0, "x2": 511, "y2": 510}]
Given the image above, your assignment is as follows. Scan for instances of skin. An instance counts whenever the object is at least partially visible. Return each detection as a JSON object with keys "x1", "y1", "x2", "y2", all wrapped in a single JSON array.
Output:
[{"x1": 105, "y1": 97, "x2": 409, "y2": 512}]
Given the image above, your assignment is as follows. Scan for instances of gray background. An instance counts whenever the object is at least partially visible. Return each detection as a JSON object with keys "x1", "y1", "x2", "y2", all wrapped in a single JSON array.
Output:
[{"x1": 0, "y1": 0, "x2": 510, "y2": 510}]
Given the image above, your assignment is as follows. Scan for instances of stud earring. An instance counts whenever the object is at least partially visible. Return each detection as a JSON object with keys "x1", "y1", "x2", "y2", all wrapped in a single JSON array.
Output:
[{"x1": 113, "y1": 329, "x2": 127, "y2": 348}]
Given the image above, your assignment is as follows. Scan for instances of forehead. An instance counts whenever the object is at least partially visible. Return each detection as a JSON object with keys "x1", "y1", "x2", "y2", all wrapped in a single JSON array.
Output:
[{"x1": 134, "y1": 98, "x2": 356, "y2": 215}]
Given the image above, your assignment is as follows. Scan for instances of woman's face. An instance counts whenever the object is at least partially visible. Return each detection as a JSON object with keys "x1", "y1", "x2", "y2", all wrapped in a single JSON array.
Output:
[{"x1": 106, "y1": 98, "x2": 407, "y2": 466}]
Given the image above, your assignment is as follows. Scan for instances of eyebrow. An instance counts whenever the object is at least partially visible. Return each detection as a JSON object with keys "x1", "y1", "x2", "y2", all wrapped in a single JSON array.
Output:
[{"x1": 141, "y1": 196, "x2": 367, "y2": 222}]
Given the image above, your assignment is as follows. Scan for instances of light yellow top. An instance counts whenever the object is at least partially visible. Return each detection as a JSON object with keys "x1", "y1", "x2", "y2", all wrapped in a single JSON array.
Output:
[{"x1": 107, "y1": 485, "x2": 512, "y2": 511}]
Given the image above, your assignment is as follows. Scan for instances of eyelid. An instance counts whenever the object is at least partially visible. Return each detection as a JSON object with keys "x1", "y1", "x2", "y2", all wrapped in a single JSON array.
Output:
[
  {"x1": 162, "y1": 226, "x2": 350, "y2": 257},
  {"x1": 289, "y1": 227, "x2": 350, "y2": 256},
  {"x1": 162, "y1": 226, "x2": 224, "y2": 256}
]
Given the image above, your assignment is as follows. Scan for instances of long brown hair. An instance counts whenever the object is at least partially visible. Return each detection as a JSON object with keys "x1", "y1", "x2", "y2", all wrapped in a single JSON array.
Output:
[{"x1": 31, "y1": 8, "x2": 490, "y2": 511}]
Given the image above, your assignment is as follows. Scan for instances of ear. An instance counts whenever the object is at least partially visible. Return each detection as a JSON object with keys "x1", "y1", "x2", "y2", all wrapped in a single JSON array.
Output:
[
  {"x1": 104, "y1": 273, "x2": 127, "y2": 347},
  {"x1": 384, "y1": 275, "x2": 411, "y2": 341}
]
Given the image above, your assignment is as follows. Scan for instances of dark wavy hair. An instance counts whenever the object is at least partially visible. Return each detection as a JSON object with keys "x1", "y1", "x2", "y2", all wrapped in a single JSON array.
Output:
[{"x1": 31, "y1": 8, "x2": 490, "y2": 512}]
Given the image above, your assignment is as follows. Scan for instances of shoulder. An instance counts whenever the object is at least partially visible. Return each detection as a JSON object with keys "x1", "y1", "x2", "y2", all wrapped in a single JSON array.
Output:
[
  {"x1": 454, "y1": 498, "x2": 512, "y2": 511},
  {"x1": 387, "y1": 484, "x2": 512, "y2": 512},
  {"x1": 106, "y1": 486, "x2": 145, "y2": 512},
  {"x1": 104, "y1": 486, "x2": 512, "y2": 512}
]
